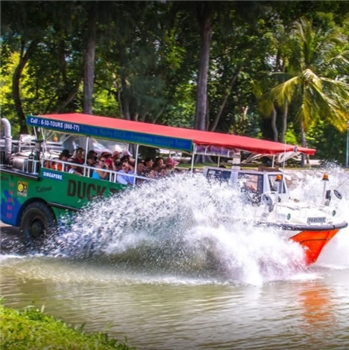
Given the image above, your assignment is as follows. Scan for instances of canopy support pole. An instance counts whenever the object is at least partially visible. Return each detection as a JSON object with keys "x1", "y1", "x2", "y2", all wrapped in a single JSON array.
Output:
[{"x1": 190, "y1": 151, "x2": 195, "y2": 174}]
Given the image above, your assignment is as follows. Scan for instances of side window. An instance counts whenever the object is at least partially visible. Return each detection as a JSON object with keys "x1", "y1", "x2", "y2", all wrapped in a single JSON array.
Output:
[
  {"x1": 268, "y1": 175, "x2": 285, "y2": 193},
  {"x1": 206, "y1": 169, "x2": 231, "y2": 181},
  {"x1": 221, "y1": 171, "x2": 231, "y2": 181},
  {"x1": 207, "y1": 169, "x2": 217, "y2": 180}
]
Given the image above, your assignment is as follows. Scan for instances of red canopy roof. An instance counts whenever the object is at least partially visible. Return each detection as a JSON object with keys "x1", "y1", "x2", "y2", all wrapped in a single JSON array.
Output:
[{"x1": 34, "y1": 113, "x2": 315, "y2": 155}]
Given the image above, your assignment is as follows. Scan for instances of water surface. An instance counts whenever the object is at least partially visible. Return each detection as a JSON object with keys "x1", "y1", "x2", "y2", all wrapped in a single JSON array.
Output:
[{"x1": 1, "y1": 169, "x2": 348, "y2": 349}]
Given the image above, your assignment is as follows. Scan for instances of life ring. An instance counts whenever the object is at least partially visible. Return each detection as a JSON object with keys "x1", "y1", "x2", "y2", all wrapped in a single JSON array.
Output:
[{"x1": 333, "y1": 190, "x2": 342, "y2": 200}]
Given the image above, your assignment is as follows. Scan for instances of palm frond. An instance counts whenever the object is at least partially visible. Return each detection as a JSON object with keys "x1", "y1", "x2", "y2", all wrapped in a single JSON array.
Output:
[{"x1": 270, "y1": 76, "x2": 300, "y2": 105}]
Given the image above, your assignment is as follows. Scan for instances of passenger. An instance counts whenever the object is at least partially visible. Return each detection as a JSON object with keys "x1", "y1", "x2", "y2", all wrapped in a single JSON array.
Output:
[
  {"x1": 72, "y1": 147, "x2": 85, "y2": 174},
  {"x1": 143, "y1": 157, "x2": 154, "y2": 171},
  {"x1": 158, "y1": 167, "x2": 167, "y2": 178},
  {"x1": 111, "y1": 150, "x2": 122, "y2": 171},
  {"x1": 120, "y1": 151, "x2": 135, "y2": 167},
  {"x1": 136, "y1": 159, "x2": 146, "y2": 176},
  {"x1": 120, "y1": 156, "x2": 135, "y2": 172},
  {"x1": 145, "y1": 169, "x2": 156, "y2": 179},
  {"x1": 113, "y1": 159, "x2": 122, "y2": 172},
  {"x1": 73, "y1": 147, "x2": 84, "y2": 164},
  {"x1": 153, "y1": 157, "x2": 164, "y2": 177},
  {"x1": 102, "y1": 152, "x2": 113, "y2": 168},
  {"x1": 116, "y1": 160, "x2": 135, "y2": 186},
  {"x1": 112, "y1": 145, "x2": 122, "y2": 158},
  {"x1": 68, "y1": 158, "x2": 83, "y2": 176},
  {"x1": 87, "y1": 149, "x2": 97, "y2": 160},
  {"x1": 51, "y1": 149, "x2": 70, "y2": 171},
  {"x1": 164, "y1": 157, "x2": 179, "y2": 176},
  {"x1": 153, "y1": 157, "x2": 164, "y2": 170},
  {"x1": 92, "y1": 156, "x2": 110, "y2": 181},
  {"x1": 85, "y1": 153, "x2": 97, "y2": 177},
  {"x1": 135, "y1": 160, "x2": 146, "y2": 185}
]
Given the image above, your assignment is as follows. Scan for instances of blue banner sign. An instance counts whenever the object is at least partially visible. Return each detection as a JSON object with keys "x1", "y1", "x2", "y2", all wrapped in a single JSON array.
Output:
[
  {"x1": 27, "y1": 116, "x2": 193, "y2": 152},
  {"x1": 42, "y1": 170, "x2": 63, "y2": 181}
]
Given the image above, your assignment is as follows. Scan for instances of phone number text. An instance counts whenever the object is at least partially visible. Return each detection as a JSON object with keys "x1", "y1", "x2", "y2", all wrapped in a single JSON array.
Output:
[{"x1": 29, "y1": 118, "x2": 80, "y2": 132}]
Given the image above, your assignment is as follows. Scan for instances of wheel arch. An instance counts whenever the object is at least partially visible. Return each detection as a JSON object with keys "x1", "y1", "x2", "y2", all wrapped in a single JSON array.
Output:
[{"x1": 16, "y1": 198, "x2": 57, "y2": 227}]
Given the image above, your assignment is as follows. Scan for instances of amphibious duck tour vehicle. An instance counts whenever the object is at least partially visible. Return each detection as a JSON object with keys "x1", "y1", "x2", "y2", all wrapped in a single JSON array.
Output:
[{"x1": 0, "y1": 113, "x2": 347, "y2": 265}]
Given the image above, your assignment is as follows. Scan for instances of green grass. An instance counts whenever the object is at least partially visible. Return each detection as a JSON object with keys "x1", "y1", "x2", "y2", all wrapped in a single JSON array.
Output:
[{"x1": 0, "y1": 302, "x2": 136, "y2": 350}]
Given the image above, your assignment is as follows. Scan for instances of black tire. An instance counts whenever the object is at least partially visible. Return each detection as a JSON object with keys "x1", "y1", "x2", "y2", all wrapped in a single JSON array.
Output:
[{"x1": 20, "y1": 202, "x2": 56, "y2": 246}]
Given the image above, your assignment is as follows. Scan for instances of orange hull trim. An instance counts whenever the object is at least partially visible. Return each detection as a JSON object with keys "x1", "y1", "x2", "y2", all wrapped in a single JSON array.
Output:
[{"x1": 290, "y1": 229, "x2": 340, "y2": 265}]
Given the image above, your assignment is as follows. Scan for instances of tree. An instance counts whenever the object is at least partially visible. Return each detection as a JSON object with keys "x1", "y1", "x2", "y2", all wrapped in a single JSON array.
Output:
[
  {"x1": 267, "y1": 16, "x2": 349, "y2": 165},
  {"x1": 194, "y1": 2, "x2": 213, "y2": 131},
  {"x1": 83, "y1": 1, "x2": 98, "y2": 114}
]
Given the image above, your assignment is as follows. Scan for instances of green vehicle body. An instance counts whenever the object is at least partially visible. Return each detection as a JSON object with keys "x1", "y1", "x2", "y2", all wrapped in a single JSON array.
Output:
[
  {"x1": 0, "y1": 112, "x2": 194, "y2": 243},
  {"x1": 1, "y1": 167, "x2": 125, "y2": 228}
]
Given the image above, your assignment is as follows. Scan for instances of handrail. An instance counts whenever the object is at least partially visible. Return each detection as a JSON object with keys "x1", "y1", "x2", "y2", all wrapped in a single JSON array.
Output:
[{"x1": 41, "y1": 156, "x2": 153, "y2": 185}]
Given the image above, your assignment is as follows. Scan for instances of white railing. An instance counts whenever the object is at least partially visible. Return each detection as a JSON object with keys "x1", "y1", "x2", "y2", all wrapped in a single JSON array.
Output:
[
  {"x1": 22, "y1": 159, "x2": 41, "y2": 174},
  {"x1": 40, "y1": 157, "x2": 154, "y2": 186}
]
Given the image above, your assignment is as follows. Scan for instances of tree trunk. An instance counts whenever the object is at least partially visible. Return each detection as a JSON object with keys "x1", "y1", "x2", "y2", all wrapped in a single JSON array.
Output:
[
  {"x1": 118, "y1": 40, "x2": 131, "y2": 120},
  {"x1": 121, "y1": 75, "x2": 131, "y2": 120},
  {"x1": 300, "y1": 121, "x2": 307, "y2": 167},
  {"x1": 280, "y1": 100, "x2": 288, "y2": 143},
  {"x1": 271, "y1": 104, "x2": 278, "y2": 141},
  {"x1": 83, "y1": 3, "x2": 97, "y2": 114},
  {"x1": 12, "y1": 39, "x2": 39, "y2": 134},
  {"x1": 194, "y1": 3, "x2": 213, "y2": 131},
  {"x1": 210, "y1": 67, "x2": 242, "y2": 132},
  {"x1": 52, "y1": 79, "x2": 82, "y2": 113}
]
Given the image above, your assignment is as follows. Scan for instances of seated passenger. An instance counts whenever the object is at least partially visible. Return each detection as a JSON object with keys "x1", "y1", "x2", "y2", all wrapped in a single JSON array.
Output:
[
  {"x1": 145, "y1": 169, "x2": 156, "y2": 179},
  {"x1": 135, "y1": 160, "x2": 146, "y2": 185},
  {"x1": 68, "y1": 158, "x2": 83, "y2": 176},
  {"x1": 164, "y1": 157, "x2": 179, "y2": 176},
  {"x1": 99, "y1": 152, "x2": 112, "y2": 168},
  {"x1": 87, "y1": 149, "x2": 97, "y2": 160},
  {"x1": 136, "y1": 159, "x2": 146, "y2": 176},
  {"x1": 85, "y1": 153, "x2": 97, "y2": 177},
  {"x1": 111, "y1": 150, "x2": 122, "y2": 170},
  {"x1": 92, "y1": 156, "x2": 110, "y2": 181},
  {"x1": 51, "y1": 149, "x2": 70, "y2": 171},
  {"x1": 143, "y1": 157, "x2": 154, "y2": 171},
  {"x1": 72, "y1": 147, "x2": 85, "y2": 174},
  {"x1": 113, "y1": 159, "x2": 122, "y2": 172},
  {"x1": 116, "y1": 160, "x2": 135, "y2": 185},
  {"x1": 73, "y1": 147, "x2": 84, "y2": 164},
  {"x1": 153, "y1": 157, "x2": 165, "y2": 177},
  {"x1": 120, "y1": 151, "x2": 135, "y2": 167}
]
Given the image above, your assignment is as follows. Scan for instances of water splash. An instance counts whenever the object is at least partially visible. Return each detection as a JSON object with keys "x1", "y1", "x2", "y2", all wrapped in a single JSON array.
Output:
[
  {"x1": 44, "y1": 173, "x2": 314, "y2": 285},
  {"x1": 284, "y1": 166, "x2": 349, "y2": 269}
]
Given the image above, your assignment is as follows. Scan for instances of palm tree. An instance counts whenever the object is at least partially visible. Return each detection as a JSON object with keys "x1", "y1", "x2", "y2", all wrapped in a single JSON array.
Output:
[{"x1": 267, "y1": 17, "x2": 349, "y2": 165}]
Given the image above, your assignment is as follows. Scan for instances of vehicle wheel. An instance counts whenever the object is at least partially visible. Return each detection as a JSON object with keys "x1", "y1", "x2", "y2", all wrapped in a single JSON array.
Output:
[{"x1": 20, "y1": 202, "x2": 56, "y2": 246}]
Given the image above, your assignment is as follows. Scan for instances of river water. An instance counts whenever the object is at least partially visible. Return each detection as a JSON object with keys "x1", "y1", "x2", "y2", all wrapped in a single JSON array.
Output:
[{"x1": 1, "y1": 168, "x2": 349, "y2": 349}]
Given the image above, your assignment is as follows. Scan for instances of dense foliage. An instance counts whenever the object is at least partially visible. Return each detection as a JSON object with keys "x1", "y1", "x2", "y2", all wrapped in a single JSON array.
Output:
[
  {"x1": 0, "y1": 302, "x2": 135, "y2": 350},
  {"x1": 1, "y1": 1, "x2": 348, "y2": 164}
]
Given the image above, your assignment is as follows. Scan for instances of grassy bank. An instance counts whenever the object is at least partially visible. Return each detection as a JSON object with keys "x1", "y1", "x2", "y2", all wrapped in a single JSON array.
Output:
[{"x1": 0, "y1": 302, "x2": 135, "y2": 350}]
